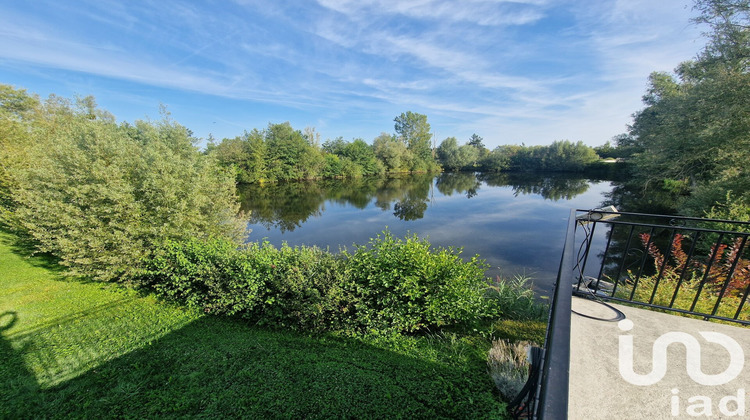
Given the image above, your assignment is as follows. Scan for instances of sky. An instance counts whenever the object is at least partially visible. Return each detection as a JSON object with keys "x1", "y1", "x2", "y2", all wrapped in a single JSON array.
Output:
[{"x1": 0, "y1": 0, "x2": 706, "y2": 148}]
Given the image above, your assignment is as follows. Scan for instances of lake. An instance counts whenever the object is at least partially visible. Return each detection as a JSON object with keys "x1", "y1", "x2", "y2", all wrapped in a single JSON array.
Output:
[{"x1": 238, "y1": 172, "x2": 618, "y2": 296}]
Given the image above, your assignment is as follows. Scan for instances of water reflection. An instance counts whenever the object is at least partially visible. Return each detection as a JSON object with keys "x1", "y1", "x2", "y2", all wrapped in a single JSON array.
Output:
[
  {"x1": 480, "y1": 173, "x2": 592, "y2": 201},
  {"x1": 435, "y1": 172, "x2": 481, "y2": 199},
  {"x1": 239, "y1": 172, "x2": 597, "y2": 231},
  {"x1": 239, "y1": 172, "x2": 617, "y2": 295}
]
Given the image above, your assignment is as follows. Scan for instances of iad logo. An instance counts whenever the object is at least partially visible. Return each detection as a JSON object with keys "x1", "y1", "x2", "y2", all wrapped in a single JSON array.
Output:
[
  {"x1": 617, "y1": 319, "x2": 744, "y2": 386},
  {"x1": 617, "y1": 318, "x2": 746, "y2": 417}
]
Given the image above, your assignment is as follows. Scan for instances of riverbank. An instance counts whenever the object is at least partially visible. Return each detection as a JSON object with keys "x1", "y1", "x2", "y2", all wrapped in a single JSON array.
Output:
[{"x1": 0, "y1": 230, "x2": 544, "y2": 418}]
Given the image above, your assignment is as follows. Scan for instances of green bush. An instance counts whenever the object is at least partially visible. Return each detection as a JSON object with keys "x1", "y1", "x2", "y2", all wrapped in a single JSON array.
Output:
[
  {"x1": 138, "y1": 238, "x2": 263, "y2": 315},
  {"x1": 247, "y1": 242, "x2": 351, "y2": 332},
  {"x1": 2, "y1": 90, "x2": 246, "y2": 281},
  {"x1": 139, "y1": 238, "x2": 352, "y2": 332},
  {"x1": 343, "y1": 231, "x2": 490, "y2": 332},
  {"x1": 138, "y1": 231, "x2": 506, "y2": 335}
]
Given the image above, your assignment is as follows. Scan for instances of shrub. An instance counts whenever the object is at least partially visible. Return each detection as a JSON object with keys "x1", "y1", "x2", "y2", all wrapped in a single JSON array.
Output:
[
  {"x1": 138, "y1": 238, "x2": 263, "y2": 314},
  {"x1": 3, "y1": 93, "x2": 245, "y2": 281},
  {"x1": 139, "y1": 232, "x2": 542, "y2": 335},
  {"x1": 247, "y1": 242, "x2": 351, "y2": 332},
  {"x1": 139, "y1": 238, "x2": 352, "y2": 332},
  {"x1": 487, "y1": 339, "x2": 533, "y2": 401},
  {"x1": 342, "y1": 231, "x2": 489, "y2": 332},
  {"x1": 484, "y1": 274, "x2": 547, "y2": 320}
]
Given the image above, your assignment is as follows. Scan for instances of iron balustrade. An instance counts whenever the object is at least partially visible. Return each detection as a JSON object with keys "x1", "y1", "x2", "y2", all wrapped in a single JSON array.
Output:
[
  {"x1": 572, "y1": 209, "x2": 750, "y2": 325},
  {"x1": 515, "y1": 209, "x2": 749, "y2": 419}
]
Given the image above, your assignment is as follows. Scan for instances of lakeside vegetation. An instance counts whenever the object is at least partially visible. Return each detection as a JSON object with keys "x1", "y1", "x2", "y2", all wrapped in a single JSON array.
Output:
[
  {"x1": 0, "y1": 85, "x2": 546, "y2": 417},
  {"x1": 599, "y1": 0, "x2": 749, "y2": 221},
  {"x1": 1, "y1": 231, "x2": 545, "y2": 418},
  {"x1": 1, "y1": 0, "x2": 748, "y2": 417}
]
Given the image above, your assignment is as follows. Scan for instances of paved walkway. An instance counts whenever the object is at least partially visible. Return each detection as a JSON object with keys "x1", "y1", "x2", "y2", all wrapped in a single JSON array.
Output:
[{"x1": 569, "y1": 296, "x2": 749, "y2": 419}]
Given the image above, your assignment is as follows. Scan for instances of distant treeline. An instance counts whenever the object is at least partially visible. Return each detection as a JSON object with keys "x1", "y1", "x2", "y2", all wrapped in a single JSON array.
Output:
[{"x1": 208, "y1": 116, "x2": 603, "y2": 184}]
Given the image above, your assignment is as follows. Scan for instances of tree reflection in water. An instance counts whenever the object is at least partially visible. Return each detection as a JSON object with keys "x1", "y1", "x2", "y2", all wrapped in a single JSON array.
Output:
[{"x1": 238, "y1": 172, "x2": 600, "y2": 231}]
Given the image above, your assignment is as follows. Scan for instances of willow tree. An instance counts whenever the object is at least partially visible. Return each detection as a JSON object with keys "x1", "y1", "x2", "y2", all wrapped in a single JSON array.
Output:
[{"x1": 1, "y1": 86, "x2": 246, "y2": 281}]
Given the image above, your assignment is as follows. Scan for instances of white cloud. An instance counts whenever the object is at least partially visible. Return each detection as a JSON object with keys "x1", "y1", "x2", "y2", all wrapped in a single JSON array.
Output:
[{"x1": 317, "y1": 0, "x2": 547, "y2": 26}]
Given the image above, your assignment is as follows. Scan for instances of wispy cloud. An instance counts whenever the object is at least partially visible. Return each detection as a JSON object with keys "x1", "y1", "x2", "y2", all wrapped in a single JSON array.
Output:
[
  {"x1": 0, "y1": 0, "x2": 707, "y2": 146},
  {"x1": 317, "y1": 0, "x2": 547, "y2": 26}
]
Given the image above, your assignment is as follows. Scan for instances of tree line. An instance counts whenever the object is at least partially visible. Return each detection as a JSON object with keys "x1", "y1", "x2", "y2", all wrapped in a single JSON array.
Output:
[{"x1": 208, "y1": 114, "x2": 602, "y2": 184}]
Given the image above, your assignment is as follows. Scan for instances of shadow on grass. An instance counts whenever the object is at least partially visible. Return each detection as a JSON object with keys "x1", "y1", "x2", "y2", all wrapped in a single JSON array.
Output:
[
  {"x1": 1, "y1": 314, "x2": 506, "y2": 419},
  {"x1": 0, "y1": 311, "x2": 41, "y2": 419},
  {"x1": 0, "y1": 228, "x2": 69, "y2": 276}
]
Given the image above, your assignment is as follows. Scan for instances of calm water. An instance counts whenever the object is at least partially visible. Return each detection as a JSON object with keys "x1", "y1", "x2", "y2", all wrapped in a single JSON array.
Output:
[{"x1": 238, "y1": 172, "x2": 615, "y2": 296}]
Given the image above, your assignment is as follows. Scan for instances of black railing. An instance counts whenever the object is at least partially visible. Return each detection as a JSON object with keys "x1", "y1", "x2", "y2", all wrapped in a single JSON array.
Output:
[
  {"x1": 510, "y1": 209, "x2": 576, "y2": 419},
  {"x1": 572, "y1": 209, "x2": 750, "y2": 325},
  {"x1": 516, "y1": 209, "x2": 750, "y2": 419}
]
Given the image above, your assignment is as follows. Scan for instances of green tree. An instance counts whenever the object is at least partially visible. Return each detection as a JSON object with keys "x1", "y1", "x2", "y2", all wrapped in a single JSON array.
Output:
[
  {"x1": 625, "y1": 0, "x2": 750, "y2": 216},
  {"x1": 339, "y1": 138, "x2": 383, "y2": 176},
  {"x1": 467, "y1": 133, "x2": 489, "y2": 159},
  {"x1": 457, "y1": 144, "x2": 480, "y2": 169},
  {"x1": 394, "y1": 111, "x2": 433, "y2": 162},
  {"x1": 479, "y1": 146, "x2": 512, "y2": 172},
  {"x1": 0, "y1": 85, "x2": 41, "y2": 225},
  {"x1": 3, "y1": 91, "x2": 245, "y2": 281},
  {"x1": 265, "y1": 122, "x2": 324, "y2": 181},
  {"x1": 373, "y1": 132, "x2": 410, "y2": 172},
  {"x1": 436, "y1": 137, "x2": 460, "y2": 170}
]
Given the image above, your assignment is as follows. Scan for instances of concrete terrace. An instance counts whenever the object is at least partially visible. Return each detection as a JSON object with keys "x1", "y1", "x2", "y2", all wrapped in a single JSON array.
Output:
[{"x1": 568, "y1": 296, "x2": 749, "y2": 419}]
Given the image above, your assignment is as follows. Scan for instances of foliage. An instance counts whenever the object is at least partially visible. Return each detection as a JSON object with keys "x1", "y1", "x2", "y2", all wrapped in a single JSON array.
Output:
[
  {"x1": 0, "y1": 232, "x2": 509, "y2": 419},
  {"x1": 639, "y1": 232, "x2": 749, "y2": 298},
  {"x1": 610, "y1": 231, "x2": 750, "y2": 323},
  {"x1": 394, "y1": 111, "x2": 433, "y2": 162},
  {"x1": 338, "y1": 138, "x2": 384, "y2": 176},
  {"x1": 372, "y1": 132, "x2": 411, "y2": 172},
  {"x1": 468, "y1": 133, "x2": 488, "y2": 158},
  {"x1": 487, "y1": 340, "x2": 533, "y2": 401},
  {"x1": 137, "y1": 230, "x2": 517, "y2": 334},
  {"x1": 139, "y1": 238, "x2": 351, "y2": 332},
  {"x1": 342, "y1": 231, "x2": 491, "y2": 332},
  {"x1": 477, "y1": 141, "x2": 599, "y2": 172},
  {"x1": 249, "y1": 243, "x2": 350, "y2": 331},
  {"x1": 0, "y1": 86, "x2": 40, "y2": 226},
  {"x1": 211, "y1": 112, "x2": 442, "y2": 184},
  {"x1": 437, "y1": 137, "x2": 480, "y2": 171},
  {"x1": 265, "y1": 122, "x2": 324, "y2": 182},
  {"x1": 484, "y1": 275, "x2": 547, "y2": 321},
  {"x1": 0, "y1": 87, "x2": 246, "y2": 281},
  {"x1": 624, "y1": 0, "x2": 750, "y2": 217},
  {"x1": 137, "y1": 238, "x2": 265, "y2": 315}
]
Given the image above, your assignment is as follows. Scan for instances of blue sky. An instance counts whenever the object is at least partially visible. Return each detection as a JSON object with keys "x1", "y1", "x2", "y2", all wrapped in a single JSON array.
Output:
[{"x1": 0, "y1": 0, "x2": 704, "y2": 148}]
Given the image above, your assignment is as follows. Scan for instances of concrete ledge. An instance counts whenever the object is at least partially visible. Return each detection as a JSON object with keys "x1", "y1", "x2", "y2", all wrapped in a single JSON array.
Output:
[{"x1": 569, "y1": 296, "x2": 749, "y2": 419}]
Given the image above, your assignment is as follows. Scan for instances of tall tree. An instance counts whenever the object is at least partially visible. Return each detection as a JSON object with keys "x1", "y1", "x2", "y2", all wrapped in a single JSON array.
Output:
[
  {"x1": 627, "y1": 0, "x2": 750, "y2": 217},
  {"x1": 394, "y1": 111, "x2": 432, "y2": 161},
  {"x1": 467, "y1": 134, "x2": 484, "y2": 149}
]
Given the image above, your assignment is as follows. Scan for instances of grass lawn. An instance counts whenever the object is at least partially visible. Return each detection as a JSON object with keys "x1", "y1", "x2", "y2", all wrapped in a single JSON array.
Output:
[{"x1": 0, "y1": 231, "x2": 529, "y2": 419}]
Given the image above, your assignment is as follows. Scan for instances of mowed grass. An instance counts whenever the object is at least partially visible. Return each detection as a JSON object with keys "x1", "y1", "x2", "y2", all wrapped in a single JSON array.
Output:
[{"x1": 0, "y1": 231, "x2": 508, "y2": 419}]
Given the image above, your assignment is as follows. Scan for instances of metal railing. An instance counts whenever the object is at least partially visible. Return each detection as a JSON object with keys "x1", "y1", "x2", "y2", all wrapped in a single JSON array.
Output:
[
  {"x1": 510, "y1": 209, "x2": 576, "y2": 419},
  {"x1": 515, "y1": 209, "x2": 750, "y2": 419},
  {"x1": 572, "y1": 209, "x2": 750, "y2": 325}
]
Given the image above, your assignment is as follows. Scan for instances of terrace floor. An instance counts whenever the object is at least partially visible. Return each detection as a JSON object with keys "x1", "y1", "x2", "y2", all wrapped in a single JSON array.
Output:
[{"x1": 568, "y1": 296, "x2": 749, "y2": 419}]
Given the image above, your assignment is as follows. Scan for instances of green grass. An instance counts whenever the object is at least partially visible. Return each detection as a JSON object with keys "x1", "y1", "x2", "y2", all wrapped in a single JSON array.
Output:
[
  {"x1": 613, "y1": 273, "x2": 750, "y2": 325},
  {"x1": 0, "y1": 231, "x2": 508, "y2": 419}
]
